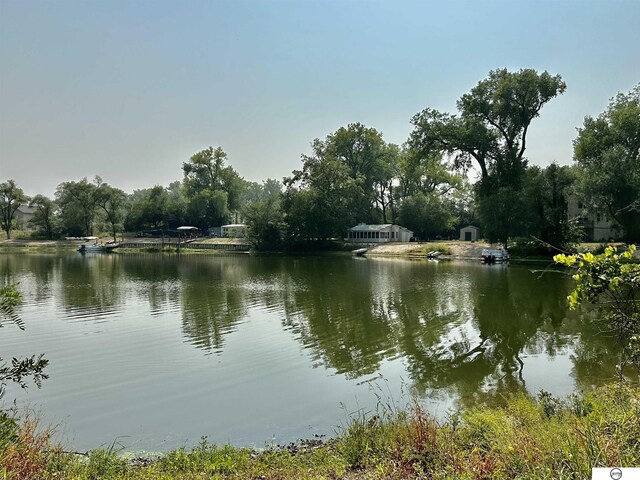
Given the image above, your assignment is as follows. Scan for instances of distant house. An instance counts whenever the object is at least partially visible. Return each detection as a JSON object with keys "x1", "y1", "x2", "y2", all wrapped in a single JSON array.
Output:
[
  {"x1": 460, "y1": 225, "x2": 480, "y2": 242},
  {"x1": 221, "y1": 224, "x2": 247, "y2": 238},
  {"x1": 567, "y1": 196, "x2": 623, "y2": 242},
  {"x1": 15, "y1": 204, "x2": 36, "y2": 230},
  {"x1": 346, "y1": 224, "x2": 413, "y2": 243}
]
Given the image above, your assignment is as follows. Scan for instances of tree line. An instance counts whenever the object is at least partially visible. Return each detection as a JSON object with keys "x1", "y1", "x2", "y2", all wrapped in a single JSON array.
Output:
[{"x1": 1, "y1": 69, "x2": 638, "y2": 249}]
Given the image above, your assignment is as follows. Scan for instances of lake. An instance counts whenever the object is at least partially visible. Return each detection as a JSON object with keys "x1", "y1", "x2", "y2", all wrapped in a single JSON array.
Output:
[{"x1": 0, "y1": 253, "x2": 620, "y2": 452}]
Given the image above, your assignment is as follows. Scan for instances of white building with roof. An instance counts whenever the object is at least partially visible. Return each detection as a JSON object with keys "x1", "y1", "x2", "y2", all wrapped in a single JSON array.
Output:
[
  {"x1": 346, "y1": 224, "x2": 413, "y2": 243},
  {"x1": 221, "y1": 224, "x2": 247, "y2": 238}
]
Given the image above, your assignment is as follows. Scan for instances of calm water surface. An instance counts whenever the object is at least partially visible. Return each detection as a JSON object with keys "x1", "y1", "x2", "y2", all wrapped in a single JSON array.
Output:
[{"x1": 0, "y1": 253, "x2": 619, "y2": 451}]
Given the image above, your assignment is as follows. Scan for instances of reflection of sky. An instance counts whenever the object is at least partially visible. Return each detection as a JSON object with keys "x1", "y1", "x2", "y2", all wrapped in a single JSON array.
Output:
[{"x1": 0, "y1": 254, "x2": 624, "y2": 452}]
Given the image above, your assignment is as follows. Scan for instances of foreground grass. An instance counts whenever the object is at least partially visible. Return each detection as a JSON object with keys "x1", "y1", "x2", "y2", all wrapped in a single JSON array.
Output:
[{"x1": 2, "y1": 383, "x2": 638, "y2": 479}]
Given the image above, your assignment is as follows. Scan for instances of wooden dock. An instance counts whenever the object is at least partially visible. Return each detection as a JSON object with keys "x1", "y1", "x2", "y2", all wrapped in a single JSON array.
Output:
[{"x1": 120, "y1": 241, "x2": 251, "y2": 252}]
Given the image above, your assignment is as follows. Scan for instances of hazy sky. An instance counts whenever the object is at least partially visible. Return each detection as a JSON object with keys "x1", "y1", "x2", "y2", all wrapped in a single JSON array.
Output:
[{"x1": 1, "y1": 0, "x2": 638, "y2": 197}]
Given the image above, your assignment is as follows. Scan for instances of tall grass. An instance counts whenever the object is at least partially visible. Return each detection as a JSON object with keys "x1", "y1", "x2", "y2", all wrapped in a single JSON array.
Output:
[{"x1": 1, "y1": 383, "x2": 638, "y2": 479}]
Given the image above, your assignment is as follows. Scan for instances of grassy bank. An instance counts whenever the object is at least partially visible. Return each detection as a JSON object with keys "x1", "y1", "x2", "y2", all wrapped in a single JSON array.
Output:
[{"x1": 1, "y1": 383, "x2": 638, "y2": 479}]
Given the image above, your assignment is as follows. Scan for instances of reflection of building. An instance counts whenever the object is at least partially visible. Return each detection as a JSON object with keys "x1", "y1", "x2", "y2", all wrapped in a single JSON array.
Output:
[
  {"x1": 15, "y1": 205, "x2": 36, "y2": 229},
  {"x1": 460, "y1": 225, "x2": 480, "y2": 242},
  {"x1": 346, "y1": 224, "x2": 413, "y2": 243},
  {"x1": 221, "y1": 224, "x2": 247, "y2": 238},
  {"x1": 567, "y1": 196, "x2": 623, "y2": 241}
]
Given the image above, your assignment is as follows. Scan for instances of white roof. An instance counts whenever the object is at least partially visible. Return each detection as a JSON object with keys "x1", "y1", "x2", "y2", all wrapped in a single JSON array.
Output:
[
  {"x1": 177, "y1": 226, "x2": 199, "y2": 231},
  {"x1": 461, "y1": 225, "x2": 480, "y2": 230},
  {"x1": 221, "y1": 224, "x2": 246, "y2": 228},
  {"x1": 349, "y1": 224, "x2": 412, "y2": 233}
]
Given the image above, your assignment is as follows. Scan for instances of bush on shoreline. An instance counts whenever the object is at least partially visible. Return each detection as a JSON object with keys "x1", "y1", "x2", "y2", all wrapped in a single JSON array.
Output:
[{"x1": 1, "y1": 383, "x2": 638, "y2": 479}]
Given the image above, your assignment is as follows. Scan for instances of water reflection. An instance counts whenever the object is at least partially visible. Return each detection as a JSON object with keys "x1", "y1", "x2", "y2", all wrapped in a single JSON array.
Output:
[{"x1": 3, "y1": 253, "x2": 623, "y2": 400}]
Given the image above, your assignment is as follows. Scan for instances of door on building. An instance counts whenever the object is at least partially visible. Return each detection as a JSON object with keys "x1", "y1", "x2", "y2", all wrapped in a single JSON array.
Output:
[{"x1": 465, "y1": 231, "x2": 472, "y2": 241}]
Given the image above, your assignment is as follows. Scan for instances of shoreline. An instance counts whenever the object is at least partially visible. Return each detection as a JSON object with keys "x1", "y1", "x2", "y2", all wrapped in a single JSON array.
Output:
[
  {"x1": 2, "y1": 382, "x2": 637, "y2": 479},
  {"x1": 0, "y1": 238, "x2": 556, "y2": 262}
]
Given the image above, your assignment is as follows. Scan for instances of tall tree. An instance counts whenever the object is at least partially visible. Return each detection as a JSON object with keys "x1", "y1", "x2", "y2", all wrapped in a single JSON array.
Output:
[
  {"x1": 410, "y1": 69, "x2": 566, "y2": 246},
  {"x1": 182, "y1": 147, "x2": 245, "y2": 228},
  {"x1": 283, "y1": 123, "x2": 393, "y2": 244},
  {"x1": 283, "y1": 155, "x2": 359, "y2": 243},
  {"x1": 0, "y1": 180, "x2": 28, "y2": 240},
  {"x1": 55, "y1": 178, "x2": 99, "y2": 236},
  {"x1": 28, "y1": 194, "x2": 58, "y2": 240},
  {"x1": 95, "y1": 181, "x2": 128, "y2": 241},
  {"x1": 411, "y1": 69, "x2": 566, "y2": 184},
  {"x1": 573, "y1": 84, "x2": 640, "y2": 241}
]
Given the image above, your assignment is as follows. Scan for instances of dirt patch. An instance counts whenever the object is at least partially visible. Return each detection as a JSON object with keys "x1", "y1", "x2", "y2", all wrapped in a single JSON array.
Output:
[{"x1": 365, "y1": 241, "x2": 494, "y2": 259}]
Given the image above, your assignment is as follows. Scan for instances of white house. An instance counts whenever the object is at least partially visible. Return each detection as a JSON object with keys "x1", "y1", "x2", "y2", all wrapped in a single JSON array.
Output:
[
  {"x1": 346, "y1": 224, "x2": 413, "y2": 243},
  {"x1": 460, "y1": 225, "x2": 480, "y2": 242}
]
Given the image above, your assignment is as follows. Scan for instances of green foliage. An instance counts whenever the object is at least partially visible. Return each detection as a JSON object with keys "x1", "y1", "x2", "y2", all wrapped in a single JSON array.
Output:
[
  {"x1": 397, "y1": 192, "x2": 455, "y2": 240},
  {"x1": 1, "y1": 384, "x2": 638, "y2": 479},
  {"x1": 125, "y1": 182, "x2": 187, "y2": 231},
  {"x1": 28, "y1": 195, "x2": 60, "y2": 240},
  {"x1": 242, "y1": 180, "x2": 284, "y2": 251},
  {"x1": 574, "y1": 84, "x2": 640, "y2": 241},
  {"x1": 0, "y1": 179, "x2": 29, "y2": 240},
  {"x1": 555, "y1": 245, "x2": 640, "y2": 369},
  {"x1": 411, "y1": 69, "x2": 566, "y2": 246},
  {"x1": 95, "y1": 181, "x2": 128, "y2": 241},
  {"x1": 55, "y1": 177, "x2": 99, "y2": 237},
  {"x1": 283, "y1": 123, "x2": 402, "y2": 243},
  {"x1": 477, "y1": 185, "x2": 525, "y2": 247},
  {"x1": 284, "y1": 153, "x2": 361, "y2": 243},
  {"x1": 520, "y1": 164, "x2": 582, "y2": 249},
  {"x1": 0, "y1": 284, "x2": 48, "y2": 400},
  {"x1": 182, "y1": 147, "x2": 245, "y2": 229}
]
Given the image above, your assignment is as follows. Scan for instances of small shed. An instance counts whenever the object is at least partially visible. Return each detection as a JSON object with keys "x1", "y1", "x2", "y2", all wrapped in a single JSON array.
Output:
[
  {"x1": 347, "y1": 224, "x2": 413, "y2": 243},
  {"x1": 460, "y1": 225, "x2": 480, "y2": 242},
  {"x1": 221, "y1": 224, "x2": 247, "y2": 238}
]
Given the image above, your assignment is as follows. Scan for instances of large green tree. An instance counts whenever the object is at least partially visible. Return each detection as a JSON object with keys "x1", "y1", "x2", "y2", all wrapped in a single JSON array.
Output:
[
  {"x1": 573, "y1": 84, "x2": 640, "y2": 241},
  {"x1": 283, "y1": 123, "x2": 397, "y2": 243},
  {"x1": 126, "y1": 186, "x2": 168, "y2": 231},
  {"x1": 0, "y1": 180, "x2": 28, "y2": 240},
  {"x1": 182, "y1": 147, "x2": 245, "y2": 228},
  {"x1": 410, "y1": 69, "x2": 566, "y2": 246},
  {"x1": 283, "y1": 155, "x2": 359, "y2": 243},
  {"x1": 28, "y1": 194, "x2": 59, "y2": 240},
  {"x1": 55, "y1": 178, "x2": 99, "y2": 236},
  {"x1": 95, "y1": 181, "x2": 128, "y2": 241}
]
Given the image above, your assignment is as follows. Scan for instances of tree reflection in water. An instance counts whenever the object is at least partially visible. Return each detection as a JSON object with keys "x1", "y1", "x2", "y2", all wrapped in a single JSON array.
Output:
[{"x1": 5, "y1": 253, "x2": 624, "y2": 400}]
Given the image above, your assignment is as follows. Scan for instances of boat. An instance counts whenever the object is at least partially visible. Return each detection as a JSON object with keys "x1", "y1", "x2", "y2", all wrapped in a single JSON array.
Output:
[
  {"x1": 426, "y1": 250, "x2": 441, "y2": 259},
  {"x1": 352, "y1": 248, "x2": 368, "y2": 256},
  {"x1": 77, "y1": 240, "x2": 120, "y2": 253},
  {"x1": 481, "y1": 248, "x2": 509, "y2": 263}
]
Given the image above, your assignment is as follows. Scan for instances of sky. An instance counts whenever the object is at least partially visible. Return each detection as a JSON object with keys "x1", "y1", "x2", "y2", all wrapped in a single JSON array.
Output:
[{"x1": 1, "y1": 0, "x2": 639, "y2": 197}]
